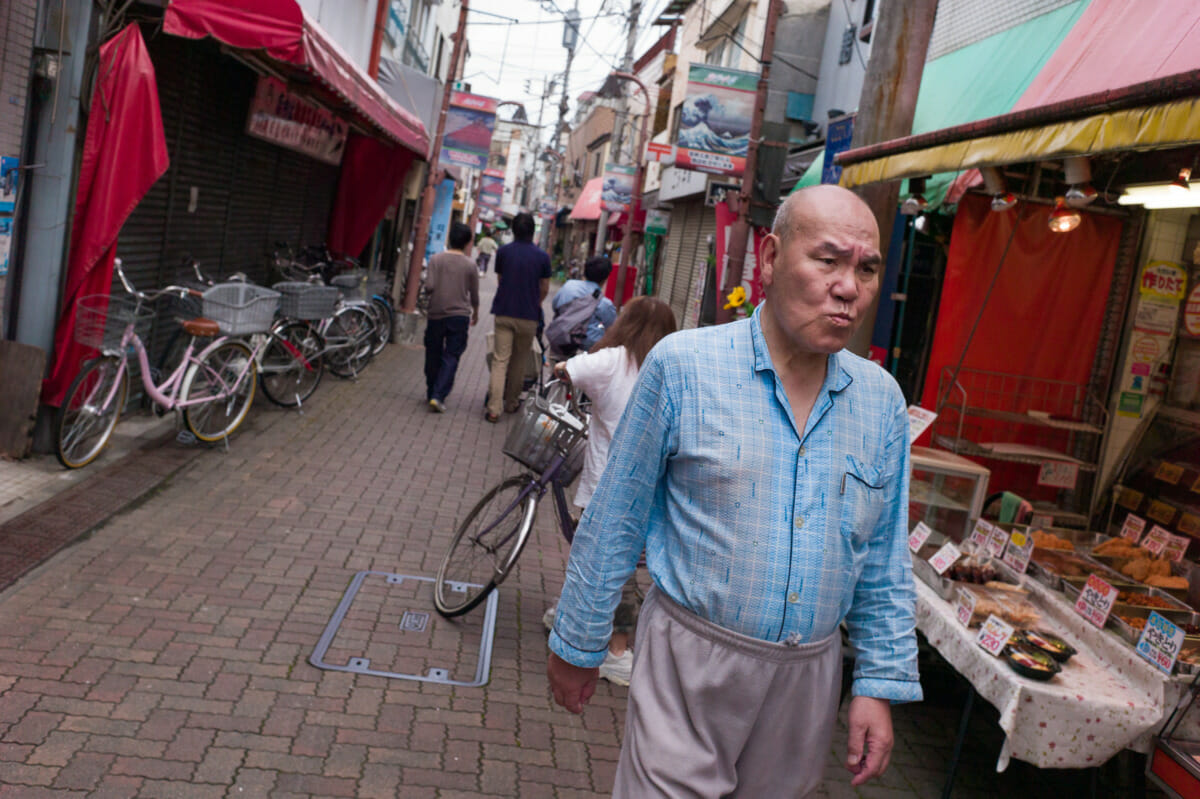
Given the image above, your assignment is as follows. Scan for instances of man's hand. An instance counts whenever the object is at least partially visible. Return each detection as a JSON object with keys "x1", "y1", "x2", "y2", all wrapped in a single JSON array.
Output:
[
  {"x1": 547, "y1": 652, "x2": 598, "y2": 714},
  {"x1": 471, "y1": 312, "x2": 478, "y2": 327},
  {"x1": 845, "y1": 696, "x2": 893, "y2": 787}
]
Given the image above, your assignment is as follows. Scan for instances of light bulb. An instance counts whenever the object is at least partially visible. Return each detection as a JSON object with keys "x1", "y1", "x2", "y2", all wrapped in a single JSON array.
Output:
[{"x1": 1048, "y1": 197, "x2": 1081, "y2": 233}]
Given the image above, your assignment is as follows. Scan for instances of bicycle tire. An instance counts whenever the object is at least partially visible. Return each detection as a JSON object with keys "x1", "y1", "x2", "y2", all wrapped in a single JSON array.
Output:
[
  {"x1": 434, "y1": 474, "x2": 539, "y2": 617},
  {"x1": 181, "y1": 339, "x2": 257, "y2": 442},
  {"x1": 325, "y1": 305, "x2": 375, "y2": 379},
  {"x1": 259, "y1": 321, "x2": 324, "y2": 407},
  {"x1": 370, "y1": 296, "x2": 393, "y2": 356},
  {"x1": 54, "y1": 357, "x2": 127, "y2": 469}
]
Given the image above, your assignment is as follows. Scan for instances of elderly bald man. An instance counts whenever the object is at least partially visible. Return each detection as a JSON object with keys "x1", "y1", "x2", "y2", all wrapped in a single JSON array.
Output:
[{"x1": 547, "y1": 185, "x2": 921, "y2": 797}]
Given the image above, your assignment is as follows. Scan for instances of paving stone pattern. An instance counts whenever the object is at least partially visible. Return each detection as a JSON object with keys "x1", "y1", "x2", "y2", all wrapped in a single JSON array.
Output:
[{"x1": 0, "y1": 276, "x2": 1166, "y2": 797}]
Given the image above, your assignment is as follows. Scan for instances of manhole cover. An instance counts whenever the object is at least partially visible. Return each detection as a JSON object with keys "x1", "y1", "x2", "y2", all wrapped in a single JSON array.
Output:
[{"x1": 309, "y1": 572, "x2": 498, "y2": 686}]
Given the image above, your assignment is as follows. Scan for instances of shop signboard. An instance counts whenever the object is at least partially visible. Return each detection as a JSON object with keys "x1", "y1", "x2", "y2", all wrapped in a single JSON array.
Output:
[
  {"x1": 601, "y1": 164, "x2": 636, "y2": 213},
  {"x1": 675, "y1": 65, "x2": 756, "y2": 177},
  {"x1": 478, "y1": 169, "x2": 504, "y2": 209},
  {"x1": 1139, "y1": 260, "x2": 1187, "y2": 303},
  {"x1": 659, "y1": 165, "x2": 707, "y2": 201},
  {"x1": 908, "y1": 521, "x2": 933, "y2": 553},
  {"x1": 246, "y1": 76, "x2": 348, "y2": 165},
  {"x1": 425, "y1": 177, "x2": 455, "y2": 260},
  {"x1": 822, "y1": 114, "x2": 855, "y2": 184},
  {"x1": 440, "y1": 91, "x2": 498, "y2": 171},
  {"x1": 645, "y1": 209, "x2": 670, "y2": 236},
  {"x1": 0, "y1": 156, "x2": 17, "y2": 213}
]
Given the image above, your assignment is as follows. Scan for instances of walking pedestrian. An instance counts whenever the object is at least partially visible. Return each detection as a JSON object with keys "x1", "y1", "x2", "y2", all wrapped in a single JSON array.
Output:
[
  {"x1": 546, "y1": 184, "x2": 921, "y2": 797},
  {"x1": 475, "y1": 228, "x2": 498, "y2": 275},
  {"x1": 547, "y1": 296, "x2": 677, "y2": 686},
  {"x1": 485, "y1": 212, "x2": 550, "y2": 423},
  {"x1": 546, "y1": 255, "x2": 617, "y2": 360},
  {"x1": 423, "y1": 222, "x2": 479, "y2": 413}
]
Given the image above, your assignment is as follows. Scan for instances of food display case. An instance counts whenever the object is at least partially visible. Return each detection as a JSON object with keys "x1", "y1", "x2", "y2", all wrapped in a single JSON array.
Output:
[
  {"x1": 910, "y1": 446, "x2": 991, "y2": 542},
  {"x1": 1150, "y1": 670, "x2": 1200, "y2": 799}
]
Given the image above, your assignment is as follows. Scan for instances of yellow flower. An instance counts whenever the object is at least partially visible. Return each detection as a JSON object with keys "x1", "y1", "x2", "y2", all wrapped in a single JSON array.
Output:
[{"x1": 723, "y1": 286, "x2": 747, "y2": 310}]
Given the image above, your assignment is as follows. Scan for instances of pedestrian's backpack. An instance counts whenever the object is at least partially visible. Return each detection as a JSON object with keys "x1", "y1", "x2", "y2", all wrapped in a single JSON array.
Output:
[{"x1": 546, "y1": 288, "x2": 602, "y2": 359}]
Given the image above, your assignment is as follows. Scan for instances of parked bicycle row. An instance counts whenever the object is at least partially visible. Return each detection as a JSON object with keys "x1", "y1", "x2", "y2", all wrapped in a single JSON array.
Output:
[{"x1": 53, "y1": 248, "x2": 396, "y2": 470}]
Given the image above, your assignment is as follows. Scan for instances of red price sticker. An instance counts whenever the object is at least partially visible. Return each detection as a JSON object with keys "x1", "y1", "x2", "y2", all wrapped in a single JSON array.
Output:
[
  {"x1": 986, "y1": 525, "x2": 1009, "y2": 558},
  {"x1": 969, "y1": 520, "x2": 993, "y2": 548},
  {"x1": 1120, "y1": 514, "x2": 1147, "y2": 543},
  {"x1": 956, "y1": 588, "x2": 977, "y2": 627},
  {"x1": 908, "y1": 522, "x2": 933, "y2": 553},
  {"x1": 1073, "y1": 574, "x2": 1119, "y2": 628},
  {"x1": 1164, "y1": 533, "x2": 1190, "y2": 563},
  {"x1": 1002, "y1": 530, "x2": 1035, "y2": 574},
  {"x1": 1142, "y1": 525, "x2": 1171, "y2": 556},
  {"x1": 928, "y1": 541, "x2": 962, "y2": 575},
  {"x1": 975, "y1": 614, "x2": 1015, "y2": 657},
  {"x1": 1136, "y1": 611, "x2": 1185, "y2": 674}
]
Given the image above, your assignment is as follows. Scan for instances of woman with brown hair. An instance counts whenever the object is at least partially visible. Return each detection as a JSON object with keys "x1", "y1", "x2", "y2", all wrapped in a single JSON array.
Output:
[{"x1": 547, "y1": 295, "x2": 678, "y2": 685}]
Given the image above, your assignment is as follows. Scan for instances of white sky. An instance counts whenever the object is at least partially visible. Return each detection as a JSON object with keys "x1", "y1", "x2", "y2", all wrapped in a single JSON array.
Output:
[{"x1": 460, "y1": 0, "x2": 676, "y2": 145}]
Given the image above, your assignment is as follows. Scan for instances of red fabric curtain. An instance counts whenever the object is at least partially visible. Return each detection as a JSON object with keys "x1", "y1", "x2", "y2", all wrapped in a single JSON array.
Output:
[
  {"x1": 326, "y1": 133, "x2": 415, "y2": 258},
  {"x1": 42, "y1": 24, "x2": 170, "y2": 406}
]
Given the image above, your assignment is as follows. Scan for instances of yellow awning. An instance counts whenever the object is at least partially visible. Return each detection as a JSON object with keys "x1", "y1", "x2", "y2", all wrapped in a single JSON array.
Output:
[{"x1": 838, "y1": 96, "x2": 1200, "y2": 188}]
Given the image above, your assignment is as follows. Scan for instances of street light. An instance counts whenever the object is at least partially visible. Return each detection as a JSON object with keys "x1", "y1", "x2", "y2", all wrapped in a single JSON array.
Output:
[{"x1": 605, "y1": 71, "x2": 650, "y2": 309}]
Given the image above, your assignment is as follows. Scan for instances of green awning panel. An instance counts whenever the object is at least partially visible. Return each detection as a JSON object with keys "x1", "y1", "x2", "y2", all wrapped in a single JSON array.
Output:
[{"x1": 790, "y1": 150, "x2": 825, "y2": 193}]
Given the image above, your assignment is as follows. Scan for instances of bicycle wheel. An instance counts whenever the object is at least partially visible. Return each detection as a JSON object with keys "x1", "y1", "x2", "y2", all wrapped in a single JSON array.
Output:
[
  {"x1": 181, "y1": 339, "x2": 257, "y2": 442},
  {"x1": 370, "y1": 297, "x2": 393, "y2": 356},
  {"x1": 54, "y1": 357, "x2": 127, "y2": 469},
  {"x1": 434, "y1": 474, "x2": 539, "y2": 617},
  {"x1": 259, "y1": 321, "x2": 324, "y2": 407},
  {"x1": 324, "y1": 305, "x2": 375, "y2": 379}
]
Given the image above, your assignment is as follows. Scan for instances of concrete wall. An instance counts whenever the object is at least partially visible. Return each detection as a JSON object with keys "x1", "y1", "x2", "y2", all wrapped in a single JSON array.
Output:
[{"x1": 298, "y1": 0, "x2": 378, "y2": 70}]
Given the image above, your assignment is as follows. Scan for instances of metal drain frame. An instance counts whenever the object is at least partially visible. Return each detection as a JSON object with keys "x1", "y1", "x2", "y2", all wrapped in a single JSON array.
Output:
[{"x1": 308, "y1": 571, "x2": 499, "y2": 687}]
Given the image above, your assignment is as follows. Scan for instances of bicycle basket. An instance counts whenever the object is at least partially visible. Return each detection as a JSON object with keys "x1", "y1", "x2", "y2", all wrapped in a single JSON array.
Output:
[
  {"x1": 74, "y1": 295, "x2": 154, "y2": 351},
  {"x1": 273, "y1": 282, "x2": 340, "y2": 320},
  {"x1": 502, "y1": 392, "x2": 588, "y2": 478},
  {"x1": 201, "y1": 282, "x2": 281, "y2": 335}
]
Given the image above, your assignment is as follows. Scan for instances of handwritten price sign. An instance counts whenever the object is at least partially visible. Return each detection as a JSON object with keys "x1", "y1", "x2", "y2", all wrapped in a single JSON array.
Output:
[
  {"x1": 1073, "y1": 574, "x2": 1119, "y2": 628},
  {"x1": 1142, "y1": 525, "x2": 1171, "y2": 556},
  {"x1": 908, "y1": 522, "x2": 933, "y2": 553},
  {"x1": 986, "y1": 525, "x2": 1010, "y2": 558},
  {"x1": 956, "y1": 588, "x2": 977, "y2": 627},
  {"x1": 1002, "y1": 530, "x2": 1035, "y2": 574},
  {"x1": 975, "y1": 614, "x2": 1015, "y2": 657},
  {"x1": 969, "y1": 520, "x2": 993, "y2": 548},
  {"x1": 1164, "y1": 533, "x2": 1191, "y2": 563},
  {"x1": 1038, "y1": 460, "x2": 1080, "y2": 490},
  {"x1": 928, "y1": 541, "x2": 962, "y2": 575},
  {"x1": 1137, "y1": 611, "x2": 1185, "y2": 674},
  {"x1": 1120, "y1": 514, "x2": 1147, "y2": 543}
]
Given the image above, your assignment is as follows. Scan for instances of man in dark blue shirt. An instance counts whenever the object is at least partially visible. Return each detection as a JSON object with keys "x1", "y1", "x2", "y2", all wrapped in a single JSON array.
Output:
[{"x1": 486, "y1": 212, "x2": 551, "y2": 422}]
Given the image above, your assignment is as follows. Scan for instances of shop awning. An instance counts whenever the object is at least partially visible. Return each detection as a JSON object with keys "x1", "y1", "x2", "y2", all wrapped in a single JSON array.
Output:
[
  {"x1": 569, "y1": 178, "x2": 605, "y2": 221},
  {"x1": 789, "y1": 149, "x2": 824, "y2": 193},
  {"x1": 164, "y1": 0, "x2": 429, "y2": 157},
  {"x1": 837, "y1": 0, "x2": 1200, "y2": 187}
]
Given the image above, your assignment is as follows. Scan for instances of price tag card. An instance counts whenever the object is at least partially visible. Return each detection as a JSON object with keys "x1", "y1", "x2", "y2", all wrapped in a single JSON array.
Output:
[
  {"x1": 1002, "y1": 529, "x2": 1035, "y2": 574},
  {"x1": 928, "y1": 541, "x2": 962, "y2": 575},
  {"x1": 1148, "y1": 500, "x2": 1178, "y2": 526},
  {"x1": 1120, "y1": 513, "x2": 1147, "y2": 543},
  {"x1": 956, "y1": 587, "x2": 977, "y2": 627},
  {"x1": 908, "y1": 522, "x2": 933, "y2": 553},
  {"x1": 975, "y1": 614, "x2": 1015, "y2": 657},
  {"x1": 986, "y1": 525, "x2": 1010, "y2": 558},
  {"x1": 907, "y1": 406, "x2": 938, "y2": 444},
  {"x1": 1141, "y1": 525, "x2": 1171, "y2": 556},
  {"x1": 1156, "y1": 461, "x2": 1186, "y2": 484},
  {"x1": 1137, "y1": 610, "x2": 1185, "y2": 674},
  {"x1": 969, "y1": 519, "x2": 993, "y2": 548},
  {"x1": 1038, "y1": 460, "x2": 1080, "y2": 489},
  {"x1": 1164, "y1": 533, "x2": 1191, "y2": 563},
  {"x1": 1030, "y1": 513, "x2": 1055, "y2": 530},
  {"x1": 1073, "y1": 574, "x2": 1119, "y2": 628}
]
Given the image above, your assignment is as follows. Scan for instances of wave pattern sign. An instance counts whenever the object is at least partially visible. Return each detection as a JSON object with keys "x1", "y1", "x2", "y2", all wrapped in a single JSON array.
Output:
[
  {"x1": 675, "y1": 65, "x2": 756, "y2": 177},
  {"x1": 441, "y1": 91, "x2": 498, "y2": 170},
  {"x1": 601, "y1": 164, "x2": 636, "y2": 213},
  {"x1": 479, "y1": 168, "x2": 505, "y2": 209}
]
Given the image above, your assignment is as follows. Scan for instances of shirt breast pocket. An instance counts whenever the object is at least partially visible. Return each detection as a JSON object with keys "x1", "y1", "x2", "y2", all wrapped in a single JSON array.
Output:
[{"x1": 839, "y1": 455, "x2": 886, "y2": 545}]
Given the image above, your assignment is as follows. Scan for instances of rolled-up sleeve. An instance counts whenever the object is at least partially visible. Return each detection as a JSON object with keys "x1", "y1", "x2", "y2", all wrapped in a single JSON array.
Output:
[
  {"x1": 844, "y1": 400, "x2": 923, "y2": 703},
  {"x1": 549, "y1": 348, "x2": 676, "y2": 667}
]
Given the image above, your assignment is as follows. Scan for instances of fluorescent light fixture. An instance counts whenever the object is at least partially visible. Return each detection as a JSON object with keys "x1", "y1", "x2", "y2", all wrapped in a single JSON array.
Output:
[{"x1": 1119, "y1": 180, "x2": 1200, "y2": 208}]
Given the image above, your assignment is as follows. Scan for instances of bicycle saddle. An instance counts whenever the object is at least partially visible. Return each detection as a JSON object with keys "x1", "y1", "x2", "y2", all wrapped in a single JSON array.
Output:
[{"x1": 182, "y1": 318, "x2": 221, "y2": 337}]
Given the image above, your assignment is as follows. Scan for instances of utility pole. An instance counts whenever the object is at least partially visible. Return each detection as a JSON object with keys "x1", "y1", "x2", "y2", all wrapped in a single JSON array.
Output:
[
  {"x1": 595, "y1": 0, "x2": 641, "y2": 256},
  {"x1": 401, "y1": 0, "x2": 470, "y2": 319},
  {"x1": 542, "y1": 4, "x2": 579, "y2": 252},
  {"x1": 844, "y1": 0, "x2": 937, "y2": 357}
]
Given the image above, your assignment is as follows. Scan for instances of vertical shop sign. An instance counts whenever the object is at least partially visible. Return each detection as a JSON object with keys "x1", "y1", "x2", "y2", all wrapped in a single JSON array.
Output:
[
  {"x1": 246, "y1": 77, "x2": 348, "y2": 165},
  {"x1": 478, "y1": 169, "x2": 505, "y2": 209},
  {"x1": 440, "y1": 92, "x2": 498, "y2": 170},
  {"x1": 0, "y1": 156, "x2": 17, "y2": 213},
  {"x1": 601, "y1": 164, "x2": 636, "y2": 213},
  {"x1": 0, "y1": 217, "x2": 11, "y2": 277},
  {"x1": 425, "y1": 178, "x2": 456, "y2": 260},
  {"x1": 675, "y1": 65, "x2": 756, "y2": 177},
  {"x1": 822, "y1": 114, "x2": 855, "y2": 184}
]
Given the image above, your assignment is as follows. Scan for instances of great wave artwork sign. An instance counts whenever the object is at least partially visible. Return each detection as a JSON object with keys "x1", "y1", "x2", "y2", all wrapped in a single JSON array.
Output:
[{"x1": 674, "y1": 65, "x2": 756, "y2": 177}]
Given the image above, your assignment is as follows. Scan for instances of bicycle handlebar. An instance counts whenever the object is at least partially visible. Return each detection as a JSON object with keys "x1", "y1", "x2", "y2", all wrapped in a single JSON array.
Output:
[{"x1": 114, "y1": 258, "x2": 206, "y2": 303}]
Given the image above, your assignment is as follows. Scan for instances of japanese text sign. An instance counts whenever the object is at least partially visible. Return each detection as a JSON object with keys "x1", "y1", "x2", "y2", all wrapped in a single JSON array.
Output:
[
  {"x1": 908, "y1": 522, "x2": 933, "y2": 553},
  {"x1": 969, "y1": 520, "x2": 993, "y2": 548},
  {"x1": 1164, "y1": 533, "x2": 1190, "y2": 563},
  {"x1": 976, "y1": 614, "x2": 1015, "y2": 657},
  {"x1": 1074, "y1": 574, "x2": 1119, "y2": 628},
  {"x1": 956, "y1": 588, "x2": 977, "y2": 627},
  {"x1": 1120, "y1": 514, "x2": 1146, "y2": 543},
  {"x1": 1142, "y1": 525, "x2": 1171, "y2": 556},
  {"x1": 1137, "y1": 611, "x2": 1185, "y2": 674},
  {"x1": 928, "y1": 541, "x2": 962, "y2": 576},
  {"x1": 986, "y1": 524, "x2": 1009, "y2": 558},
  {"x1": 1002, "y1": 530, "x2": 1034, "y2": 574},
  {"x1": 1038, "y1": 460, "x2": 1079, "y2": 490}
]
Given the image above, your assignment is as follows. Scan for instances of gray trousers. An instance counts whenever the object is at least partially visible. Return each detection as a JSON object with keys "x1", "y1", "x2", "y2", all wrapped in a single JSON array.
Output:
[{"x1": 613, "y1": 586, "x2": 842, "y2": 798}]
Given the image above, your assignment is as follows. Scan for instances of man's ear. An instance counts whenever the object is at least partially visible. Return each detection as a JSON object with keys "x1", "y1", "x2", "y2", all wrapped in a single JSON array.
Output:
[{"x1": 760, "y1": 233, "x2": 780, "y2": 288}]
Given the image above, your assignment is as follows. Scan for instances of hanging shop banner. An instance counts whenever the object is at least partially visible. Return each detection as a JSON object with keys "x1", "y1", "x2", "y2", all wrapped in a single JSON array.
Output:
[
  {"x1": 479, "y1": 168, "x2": 505, "y2": 209},
  {"x1": 425, "y1": 177, "x2": 456, "y2": 260},
  {"x1": 675, "y1": 65, "x2": 756, "y2": 177},
  {"x1": 0, "y1": 156, "x2": 18, "y2": 213},
  {"x1": 440, "y1": 91, "x2": 498, "y2": 170},
  {"x1": 822, "y1": 114, "x2": 855, "y2": 184},
  {"x1": 0, "y1": 217, "x2": 11, "y2": 277},
  {"x1": 601, "y1": 164, "x2": 636, "y2": 213},
  {"x1": 246, "y1": 76, "x2": 348, "y2": 165}
]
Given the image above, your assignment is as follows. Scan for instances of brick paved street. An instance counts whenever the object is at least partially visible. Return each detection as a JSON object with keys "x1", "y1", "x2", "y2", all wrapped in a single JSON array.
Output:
[{"x1": 0, "y1": 276, "x2": 1162, "y2": 797}]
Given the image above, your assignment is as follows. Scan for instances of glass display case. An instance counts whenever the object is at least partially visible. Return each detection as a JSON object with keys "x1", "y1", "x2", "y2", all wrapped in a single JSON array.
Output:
[
  {"x1": 1149, "y1": 671, "x2": 1200, "y2": 798},
  {"x1": 910, "y1": 446, "x2": 991, "y2": 542}
]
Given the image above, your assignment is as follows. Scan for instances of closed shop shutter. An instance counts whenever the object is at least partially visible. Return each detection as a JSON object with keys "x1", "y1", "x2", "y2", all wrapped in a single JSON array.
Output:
[{"x1": 665, "y1": 199, "x2": 715, "y2": 328}]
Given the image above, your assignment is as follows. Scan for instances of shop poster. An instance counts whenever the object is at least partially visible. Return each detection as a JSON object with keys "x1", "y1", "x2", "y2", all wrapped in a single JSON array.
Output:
[
  {"x1": 246, "y1": 76, "x2": 348, "y2": 165},
  {"x1": 675, "y1": 65, "x2": 755, "y2": 177},
  {"x1": 0, "y1": 216, "x2": 11, "y2": 277},
  {"x1": 424, "y1": 177, "x2": 455, "y2": 260},
  {"x1": 440, "y1": 91, "x2": 497, "y2": 171},
  {"x1": 1119, "y1": 261, "x2": 1186, "y2": 417},
  {"x1": 0, "y1": 156, "x2": 17, "y2": 213},
  {"x1": 601, "y1": 164, "x2": 636, "y2": 213},
  {"x1": 478, "y1": 169, "x2": 504, "y2": 209}
]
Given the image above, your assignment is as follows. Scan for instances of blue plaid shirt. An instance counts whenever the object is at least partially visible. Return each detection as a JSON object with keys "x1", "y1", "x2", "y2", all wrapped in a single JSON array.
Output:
[{"x1": 549, "y1": 312, "x2": 922, "y2": 702}]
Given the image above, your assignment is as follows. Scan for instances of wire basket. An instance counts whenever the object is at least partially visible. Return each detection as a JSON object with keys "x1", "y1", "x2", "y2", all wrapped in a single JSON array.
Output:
[
  {"x1": 503, "y1": 392, "x2": 588, "y2": 481},
  {"x1": 202, "y1": 282, "x2": 281, "y2": 335},
  {"x1": 273, "y1": 282, "x2": 340, "y2": 320},
  {"x1": 74, "y1": 294, "x2": 154, "y2": 351}
]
